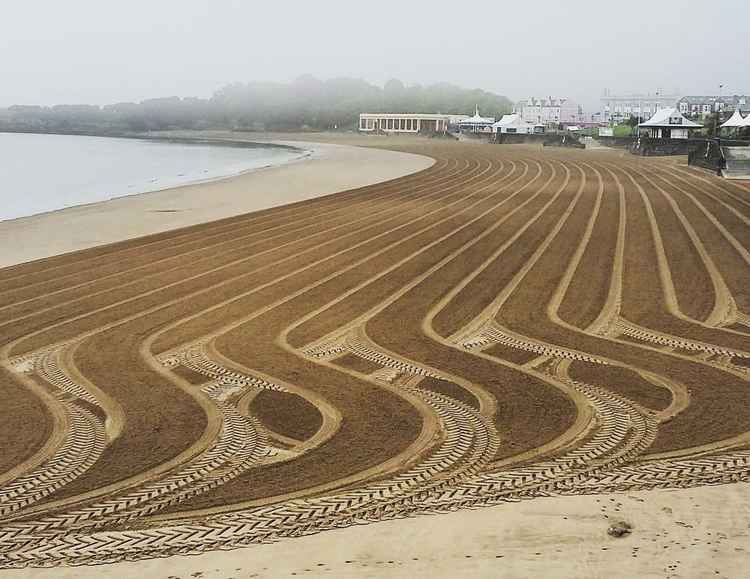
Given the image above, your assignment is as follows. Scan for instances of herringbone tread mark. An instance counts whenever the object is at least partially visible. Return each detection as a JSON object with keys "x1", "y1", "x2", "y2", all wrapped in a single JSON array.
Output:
[
  {"x1": 299, "y1": 335, "x2": 347, "y2": 360},
  {"x1": 0, "y1": 347, "x2": 107, "y2": 517},
  {"x1": 177, "y1": 345, "x2": 288, "y2": 392},
  {"x1": 422, "y1": 373, "x2": 658, "y2": 509},
  {"x1": 613, "y1": 319, "x2": 750, "y2": 359},
  {"x1": 577, "y1": 449, "x2": 750, "y2": 493},
  {"x1": 1, "y1": 369, "x2": 655, "y2": 569},
  {"x1": 0, "y1": 404, "x2": 105, "y2": 518},
  {"x1": 36, "y1": 350, "x2": 100, "y2": 406},
  {"x1": 343, "y1": 334, "x2": 442, "y2": 378},
  {"x1": 0, "y1": 385, "x2": 498, "y2": 568},
  {"x1": 6, "y1": 343, "x2": 76, "y2": 376},
  {"x1": 0, "y1": 352, "x2": 270, "y2": 538},
  {"x1": 0, "y1": 344, "x2": 502, "y2": 566},
  {"x1": 5, "y1": 434, "x2": 750, "y2": 568},
  {"x1": 458, "y1": 320, "x2": 608, "y2": 364},
  {"x1": 370, "y1": 367, "x2": 402, "y2": 384}
]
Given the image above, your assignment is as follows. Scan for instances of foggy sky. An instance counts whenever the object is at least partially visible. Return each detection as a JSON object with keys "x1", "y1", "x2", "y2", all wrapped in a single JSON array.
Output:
[{"x1": 2, "y1": 0, "x2": 747, "y2": 112}]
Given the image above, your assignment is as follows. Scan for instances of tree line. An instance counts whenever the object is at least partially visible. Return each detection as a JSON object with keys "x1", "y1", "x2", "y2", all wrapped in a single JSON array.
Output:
[{"x1": 0, "y1": 76, "x2": 512, "y2": 135}]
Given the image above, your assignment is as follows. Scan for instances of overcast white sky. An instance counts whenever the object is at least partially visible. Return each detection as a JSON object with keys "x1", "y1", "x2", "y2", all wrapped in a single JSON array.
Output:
[{"x1": 1, "y1": 0, "x2": 747, "y2": 111}]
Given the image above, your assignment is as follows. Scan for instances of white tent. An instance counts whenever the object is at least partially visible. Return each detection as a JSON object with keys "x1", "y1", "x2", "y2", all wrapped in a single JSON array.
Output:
[
  {"x1": 492, "y1": 114, "x2": 535, "y2": 134},
  {"x1": 459, "y1": 105, "x2": 495, "y2": 133},
  {"x1": 721, "y1": 109, "x2": 746, "y2": 128}
]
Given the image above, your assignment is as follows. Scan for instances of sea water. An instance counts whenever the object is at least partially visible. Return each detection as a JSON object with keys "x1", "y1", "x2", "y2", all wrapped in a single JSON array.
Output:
[{"x1": 0, "y1": 133, "x2": 302, "y2": 221}]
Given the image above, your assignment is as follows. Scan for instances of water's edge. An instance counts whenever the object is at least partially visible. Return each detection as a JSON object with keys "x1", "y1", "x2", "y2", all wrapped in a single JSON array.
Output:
[{"x1": 0, "y1": 133, "x2": 311, "y2": 224}]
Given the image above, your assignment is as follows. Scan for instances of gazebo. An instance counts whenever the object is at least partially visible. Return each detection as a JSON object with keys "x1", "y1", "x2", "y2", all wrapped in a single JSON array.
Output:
[
  {"x1": 458, "y1": 105, "x2": 495, "y2": 133},
  {"x1": 638, "y1": 108, "x2": 703, "y2": 139}
]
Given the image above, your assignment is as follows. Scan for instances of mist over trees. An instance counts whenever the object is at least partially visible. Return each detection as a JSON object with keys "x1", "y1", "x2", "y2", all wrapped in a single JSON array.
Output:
[{"x1": 0, "y1": 76, "x2": 512, "y2": 135}]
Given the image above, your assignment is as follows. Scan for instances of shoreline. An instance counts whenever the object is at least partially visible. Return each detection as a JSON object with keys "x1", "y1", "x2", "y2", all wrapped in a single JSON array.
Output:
[
  {"x1": 0, "y1": 137, "x2": 434, "y2": 268},
  {"x1": 0, "y1": 133, "x2": 309, "y2": 225},
  {"x1": 0, "y1": 144, "x2": 312, "y2": 228}
]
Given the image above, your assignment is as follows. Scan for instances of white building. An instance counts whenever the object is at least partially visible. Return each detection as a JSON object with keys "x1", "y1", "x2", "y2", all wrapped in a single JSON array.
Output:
[
  {"x1": 492, "y1": 114, "x2": 535, "y2": 134},
  {"x1": 677, "y1": 95, "x2": 749, "y2": 117},
  {"x1": 458, "y1": 106, "x2": 495, "y2": 133},
  {"x1": 638, "y1": 108, "x2": 703, "y2": 139},
  {"x1": 600, "y1": 90, "x2": 680, "y2": 123},
  {"x1": 515, "y1": 97, "x2": 583, "y2": 126},
  {"x1": 359, "y1": 113, "x2": 450, "y2": 134}
]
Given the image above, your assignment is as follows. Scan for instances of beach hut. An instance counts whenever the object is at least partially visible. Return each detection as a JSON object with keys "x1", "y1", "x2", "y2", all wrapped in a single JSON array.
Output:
[
  {"x1": 638, "y1": 108, "x2": 703, "y2": 139},
  {"x1": 458, "y1": 106, "x2": 495, "y2": 134}
]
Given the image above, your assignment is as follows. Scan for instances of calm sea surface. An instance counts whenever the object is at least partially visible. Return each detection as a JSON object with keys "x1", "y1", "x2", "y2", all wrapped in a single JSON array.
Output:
[{"x1": 0, "y1": 133, "x2": 302, "y2": 221}]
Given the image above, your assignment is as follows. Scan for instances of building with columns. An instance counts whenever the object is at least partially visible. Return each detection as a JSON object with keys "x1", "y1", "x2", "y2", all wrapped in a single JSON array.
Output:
[{"x1": 358, "y1": 113, "x2": 450, "y2": 134}]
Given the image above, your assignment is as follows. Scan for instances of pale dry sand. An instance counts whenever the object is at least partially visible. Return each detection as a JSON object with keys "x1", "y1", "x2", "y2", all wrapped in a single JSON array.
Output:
[
  {"x1": 5, "y1": 483, "x2": 748, "y2": 578},
  {"x1": 0, "y1": 140, "x2": 433, "y2": 268}
]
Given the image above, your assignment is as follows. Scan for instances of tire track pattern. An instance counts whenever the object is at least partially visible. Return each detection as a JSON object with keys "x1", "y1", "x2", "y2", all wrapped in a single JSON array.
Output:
[{"x1": 1, "y1": 145, "x2": 750, "y2": 568}]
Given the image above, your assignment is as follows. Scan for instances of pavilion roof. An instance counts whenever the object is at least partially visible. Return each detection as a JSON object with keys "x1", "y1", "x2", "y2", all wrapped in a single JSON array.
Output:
[
  {"x1": 639, "y1": 108, "x2": 703, "y2": 128},
  {"x1": 492, "y1": 114, "x2": 535, "y2": 129},
  {"x1": 459, "y1": 105, "x2": 495, "y2": 125}
]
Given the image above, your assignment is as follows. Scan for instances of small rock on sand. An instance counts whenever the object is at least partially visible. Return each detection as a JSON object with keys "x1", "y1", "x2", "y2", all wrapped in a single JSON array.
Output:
[{"x1": 608, "y1": 521, "x2": 633, "y2": 538}]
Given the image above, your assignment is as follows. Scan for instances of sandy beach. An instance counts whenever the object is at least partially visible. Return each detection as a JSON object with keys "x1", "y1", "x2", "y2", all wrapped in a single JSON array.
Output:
[
  {"x1": 5, "y1": 482, "x2": 747, "y2": 578},
  {"x1": 1, "y1": 136, "x2": 749, "y2": 578},
  {"x1": 0, "y1": 138, "x2": 433, "y2": 268}
]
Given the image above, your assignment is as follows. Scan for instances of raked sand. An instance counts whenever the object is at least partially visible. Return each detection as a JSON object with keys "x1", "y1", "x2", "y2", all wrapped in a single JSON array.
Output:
[
  {"x1": 0, "y1": 140, "x2": 433, "y2": 268},
  {"x1": 2, "y1": 135, "x2": 748, "y2": 578}
]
